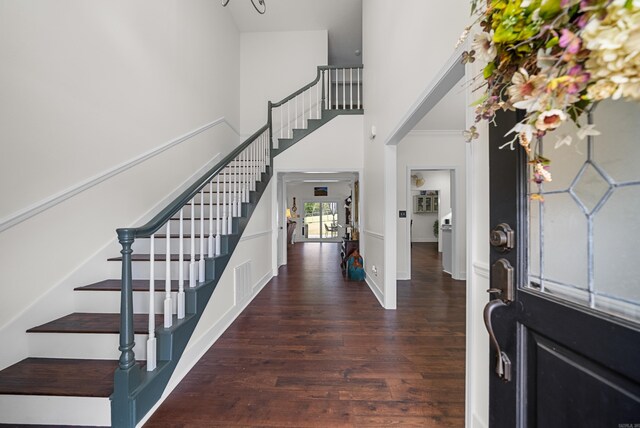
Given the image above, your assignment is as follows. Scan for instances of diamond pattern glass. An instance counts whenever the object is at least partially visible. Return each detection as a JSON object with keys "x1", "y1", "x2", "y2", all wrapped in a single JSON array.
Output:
[{"x1": 527, "y1": 101, "x2": 640, "y2": 323}]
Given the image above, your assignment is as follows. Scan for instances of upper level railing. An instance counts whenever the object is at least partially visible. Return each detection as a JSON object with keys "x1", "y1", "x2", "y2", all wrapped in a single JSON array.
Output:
[
  {"x1": 112, "y1": 64, "x2": 363, "y2": 424},
  {"x1": 269, "y1": 65, "x2": 364, "y2": 143}
]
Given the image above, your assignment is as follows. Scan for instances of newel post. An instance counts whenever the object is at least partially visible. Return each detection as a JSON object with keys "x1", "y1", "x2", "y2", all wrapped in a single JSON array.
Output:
[
  {"x1": 112, "y1": 228, "x2": 141, "y2": 427},
  {"x1": 117, "y1": 228, "x2": 136, "y2": 369}
]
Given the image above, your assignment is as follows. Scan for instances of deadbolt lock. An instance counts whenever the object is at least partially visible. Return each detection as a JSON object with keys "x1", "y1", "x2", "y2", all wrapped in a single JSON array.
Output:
[{"x1": 490, "y1": 223, "x2": 514, "y2": 252}]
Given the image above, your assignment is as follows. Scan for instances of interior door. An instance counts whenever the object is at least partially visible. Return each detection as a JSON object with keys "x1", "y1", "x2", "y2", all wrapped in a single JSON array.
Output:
[
  {"x1": 487, "y1": 103, "x2": 640, "y2": 427},
  {"x1": 303, "y1": 201, "x2": 338, "y2": 240}
]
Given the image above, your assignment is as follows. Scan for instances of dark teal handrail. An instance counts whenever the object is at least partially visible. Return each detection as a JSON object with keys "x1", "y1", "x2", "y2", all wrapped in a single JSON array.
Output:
[{"x1": 116, "y1": 123, "x2": 269, "y2": 240}]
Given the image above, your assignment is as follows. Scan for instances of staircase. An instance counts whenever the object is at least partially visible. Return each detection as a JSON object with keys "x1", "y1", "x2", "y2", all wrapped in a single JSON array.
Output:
[{"x1": 0, "y1": 65, "x2": 363, "y2": 427}]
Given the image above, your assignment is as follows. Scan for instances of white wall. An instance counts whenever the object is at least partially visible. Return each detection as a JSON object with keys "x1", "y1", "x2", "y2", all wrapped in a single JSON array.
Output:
[
  {"x1": 362, "y1": 0, "x2": 470, "y2": 309},
  {"x1": 397, "y1": 132, "x2": 466, "y2": 281},
  {"x1": 0, "y1": 1, "x2": 241, "y2": 370},
  {"x1": 240, "y1": 30, "x2": 328, "y2": 136}
]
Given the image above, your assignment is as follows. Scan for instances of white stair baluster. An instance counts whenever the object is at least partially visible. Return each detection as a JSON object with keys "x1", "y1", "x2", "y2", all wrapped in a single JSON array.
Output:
[
  {"x1": 164, "y1": 221, "x2": 172, "y2": 328},
  {"x1": 350, "y1": 68, "x2": 353, "y2": 110},
  {"x1": 198, "y1": 190, "x2": 205, "y2": 282},
  {"x1": 215, "y1": 174, "x2": 221, "y2": 255},
  {"x1": 222, "y1": 171, "x2": 227, "y2": 235},
  {"x1": 295, "y1": 95, "x2": 298, "y2": 129},
  {"x1": 234, "y1": 161, "x2": 239, "y2": 217},
  {"x1": 178, "y1": 208, "x2": 185, "y2": 319},
  {"x1": 236, "y1": 157, "x2": 241, "y2": 216},
  {"x1": 342, "y1": 68, "x2": 346, "y2": 109},
  {"x1": 328, "y1": 70, "x2": 332, "y2": 110},
  {"x1": 287, "y1": 101, "x2": 291, "y2": 138},
  {"x1": 147, "y1": 234, "x2": 157, "y2": 372},
  {"x1": 280, "y1": 106, "x2": 283, "y2": 139},
  {"x1": 357, "y1": 68, "x2": 361, "y2": 109},
  {"x1": 227, "y1": 167, "x2": 233, "y2": 233},
  {"x1": 317, "y1": 80, "x2": 320, "y2": 118},
  {"x1": 335, "y1": 69, "x2": 339, "y2": 109},
  {"x1": 189, "y1": 198, "x2": 196, "y2": 288},
  {"x1": 208, "y1": 181, "x2": 213, "y2": 258}
]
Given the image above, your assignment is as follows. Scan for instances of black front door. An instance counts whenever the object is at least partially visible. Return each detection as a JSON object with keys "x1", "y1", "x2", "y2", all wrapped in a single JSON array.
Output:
[{"x1": 487, "y1": 102, "x2": 640, "y2": 427}]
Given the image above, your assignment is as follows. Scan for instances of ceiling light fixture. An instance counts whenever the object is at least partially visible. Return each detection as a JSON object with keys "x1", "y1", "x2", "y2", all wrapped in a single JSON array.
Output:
[{"x1": 221, "y1": 0, "x2": 266, "y2": 14}]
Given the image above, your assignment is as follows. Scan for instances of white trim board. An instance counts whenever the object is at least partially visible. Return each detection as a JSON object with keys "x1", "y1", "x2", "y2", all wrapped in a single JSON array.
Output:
[{"x1": 0, "y1": 117, "x2": 239, "y2": 233}]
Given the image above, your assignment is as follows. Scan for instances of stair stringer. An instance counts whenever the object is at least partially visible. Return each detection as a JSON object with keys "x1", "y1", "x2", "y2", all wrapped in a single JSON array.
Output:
[
  {"x1": 111, "y1": 170, "x2": 272, "y2": 427},
  {"x1": 272, "y1": 109, "x2": 363, "y2": 156}
]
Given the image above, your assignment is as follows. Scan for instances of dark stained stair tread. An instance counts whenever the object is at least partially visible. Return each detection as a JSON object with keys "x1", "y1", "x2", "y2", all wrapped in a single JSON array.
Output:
[
  {"x1": 27, "y1": 313, "x2": 160, "y2": 334},
  {"x1": 0, "y1": 358, "x2": 116, "y2": 397},
  {"x1": 75, "y1": 279, "x2": 179, "y2": 292}
]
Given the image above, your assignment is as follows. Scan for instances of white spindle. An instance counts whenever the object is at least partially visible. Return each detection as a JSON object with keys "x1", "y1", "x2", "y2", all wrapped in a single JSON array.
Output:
[
  {"x1": 222, "y1": 171, "x2": 227, "y2": 235},
  {"x1": 198, "y1": 191, "x2": 205, "y2": 282},
  {"x1": 233, "y1": 162, "x2": 239, "y2": 217},
  {"x1": 343, "y1": 68, "x2": 346, "y2": 110},
  {"x1": 335, "y1": 69, "x2": 339, "y2": 109},
  {"x1": 189, "y1": 198, "x2": 196, "y2": 288},
  {"x1": 317, "y1": 80, "x2": 320, "y2": 117},
  {"x1": 215, "y1": 174, "x2": 221, "y2": 254},
  {"x1": 357, "y1": 68, "x2": 361, "y2": 109},
  {"x1": 280, "y1": 106, "x2": 283, "y2": 139},
  {"x1": 147, "y1": 234, "x2": 157, "y2": 371},
  {"x1": 227, "y1": 168, "x2": 233, "y2": 233},
  {"x1": 208, "y1": 181, "x2": 213, "y2": 258},
  {"x1": 164, "y1": 221, "x2": 172, "y2": 328},
  {"x1": 350, "y1": 68, "x2": 353, "y2": 110},
  {"x1": 295, "y1": 95, "x2": 298, "y2": 129},
  {"x1": 245, "y1": 149, "x2": 249, "y2": 202},
  {"x1": 236, "y1": 157, "x2": 241, "y2": 216},
  {"x1": 178, "y1": 208, "x2": 185, "y2": 319},
  {"x1": 287, "y1": 102, "x2": 291, "y2": 138},
  {"x1": 328, "y1": 70, "x2": 332, "y2": 110}
]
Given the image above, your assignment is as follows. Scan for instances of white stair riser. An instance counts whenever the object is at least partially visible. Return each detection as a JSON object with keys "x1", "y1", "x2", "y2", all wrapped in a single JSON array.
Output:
[
  {"x1": 131, "y1": 260, "x2": 200, "y2": 280},
  {"x1": 0, "y1": 395, "x2": 110, "y2": 426},
  {"x1": 75, "y1": 290, "x2": 178, "y2": 314},
  {"x1": 28, "y1": 333, "x2": 148, "y2": 360},
  {"x1": 133, "y1": 237, "x2": 213, "y2": 254}
]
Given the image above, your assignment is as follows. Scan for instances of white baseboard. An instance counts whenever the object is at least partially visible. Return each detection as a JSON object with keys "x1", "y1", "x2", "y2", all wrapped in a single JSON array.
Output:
[
  {"x1": 365, "y1": 276, "x2": 384, "y2": 308},
  {"x1": 396, "y1": 271, "x2": 410, "y2": 281},
  {"x1": 136, "y1": 270, "x2": 273, "y2": 427}
]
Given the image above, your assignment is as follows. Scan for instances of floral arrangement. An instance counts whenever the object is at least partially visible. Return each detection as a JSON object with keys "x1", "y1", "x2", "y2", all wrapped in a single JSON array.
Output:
[{"x1": 461, "y1": 0, "x2": 640, "y2": 186}]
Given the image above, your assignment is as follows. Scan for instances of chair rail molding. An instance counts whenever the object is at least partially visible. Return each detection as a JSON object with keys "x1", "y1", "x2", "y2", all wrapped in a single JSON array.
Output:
[{"x1": 0, "y1": 117, "x2": 239, "y2": 234}]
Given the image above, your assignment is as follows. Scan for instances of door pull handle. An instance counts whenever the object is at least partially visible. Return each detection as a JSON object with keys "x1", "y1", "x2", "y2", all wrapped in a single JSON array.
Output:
[{"x1": 483, "y1": 299, "x2": 512, "y2": 382}]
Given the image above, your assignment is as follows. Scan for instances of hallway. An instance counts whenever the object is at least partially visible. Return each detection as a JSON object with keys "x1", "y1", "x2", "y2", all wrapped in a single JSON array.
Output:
[{"x1": 147, "y1": 242, "x2": 466, "y2": 427}]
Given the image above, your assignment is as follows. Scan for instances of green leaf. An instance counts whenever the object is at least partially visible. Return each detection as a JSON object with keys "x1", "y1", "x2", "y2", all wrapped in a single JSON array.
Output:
[
  {"x1": 545, "y1": 36, "x2": 559, "y2": 48},
  {"x1": 539, "y1": 0, "x2": 563, "y2": 19},
  {"x1": 471, "y1": 93, "x2": 489, "y2": 107},
  {"x1": 483, "y1": 62, "x2": 496, "y2": 79},
  {"x1": 624, "y1": 0, "x2": 634, "y2": 9}
]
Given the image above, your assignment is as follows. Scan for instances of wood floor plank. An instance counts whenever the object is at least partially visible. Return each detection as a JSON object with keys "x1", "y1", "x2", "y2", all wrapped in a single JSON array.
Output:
[{"x1": 146, "y1": 242, "x2": 466, "y2": 427}]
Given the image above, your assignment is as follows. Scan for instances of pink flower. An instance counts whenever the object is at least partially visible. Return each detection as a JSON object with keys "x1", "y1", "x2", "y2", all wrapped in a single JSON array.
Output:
[
  {"x1": 559, "y1": 29, "x2": 582, "y2": 54},
  {"x1": 535, "y1": 109, "x2": 567, "y2": 131}
]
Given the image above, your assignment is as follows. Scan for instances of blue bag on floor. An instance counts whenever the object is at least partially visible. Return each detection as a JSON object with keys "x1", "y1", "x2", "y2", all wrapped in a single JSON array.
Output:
[{"x1": 347, "y1": 250, "x2": 365, "y2": 281}]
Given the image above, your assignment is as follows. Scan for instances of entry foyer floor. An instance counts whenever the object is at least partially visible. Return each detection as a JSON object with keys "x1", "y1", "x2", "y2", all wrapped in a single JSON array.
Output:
[{"x1": 147, "y1": 242, "x2": 466, "y2": 427}]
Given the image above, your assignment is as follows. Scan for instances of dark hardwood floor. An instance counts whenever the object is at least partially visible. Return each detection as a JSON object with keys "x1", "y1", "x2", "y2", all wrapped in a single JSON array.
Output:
[{"x1": 147, "y1": 241, "x2": 466, "y2": 427}]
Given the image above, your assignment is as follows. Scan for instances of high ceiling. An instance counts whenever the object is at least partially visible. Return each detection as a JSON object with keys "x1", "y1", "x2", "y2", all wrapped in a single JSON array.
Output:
[
  {"x1": 225, "y1": 0, "x2": 363, "y2": 66},
  {"x1": 413, "y1": 78, "x2": 467, "y2": 131}
]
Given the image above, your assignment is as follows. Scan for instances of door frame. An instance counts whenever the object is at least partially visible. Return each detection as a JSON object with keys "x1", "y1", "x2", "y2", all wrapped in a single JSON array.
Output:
[
  {"x1": 300, "y1": 199, "x2": 341, "y2": 242},
  {"x1": 404, "y1": 166, "x2": 462, "y2": 281},
  {"x1": 382, "y1": 39, "x2": 493, "y2": 427}
]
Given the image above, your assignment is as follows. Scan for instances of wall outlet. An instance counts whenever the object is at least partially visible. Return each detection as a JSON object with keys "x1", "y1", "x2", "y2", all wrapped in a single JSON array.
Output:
[{"x1": 372, "y1": 265, "x2": 378, "y2": 275}]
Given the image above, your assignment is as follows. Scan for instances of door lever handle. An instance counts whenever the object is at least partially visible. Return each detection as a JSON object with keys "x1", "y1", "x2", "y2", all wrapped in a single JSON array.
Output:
[{"x1": 483, "y1": 299, "x2": 512, "y2": 382}]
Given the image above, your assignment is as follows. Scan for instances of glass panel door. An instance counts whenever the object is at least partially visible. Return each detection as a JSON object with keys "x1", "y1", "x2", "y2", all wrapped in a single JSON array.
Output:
[{"x1": 303, "y1": 201, "x2": 338, "y2": 240}]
